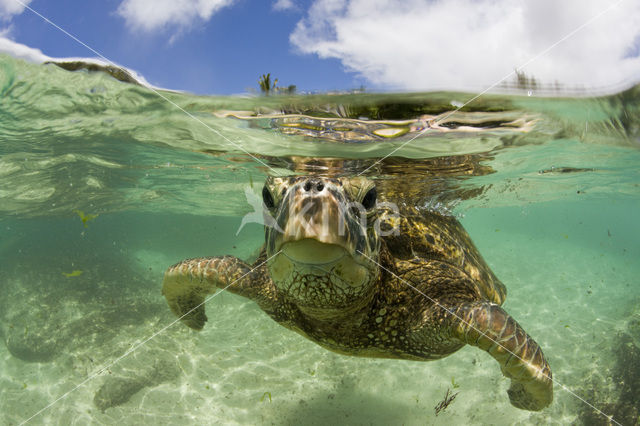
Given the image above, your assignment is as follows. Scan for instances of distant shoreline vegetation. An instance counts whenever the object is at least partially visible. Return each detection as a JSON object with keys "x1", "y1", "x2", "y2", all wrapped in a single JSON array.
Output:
[
  {"x1": 499, "y1": 68, "x2": 582, "y2": 94},
  {"x1": 258, "y1": 73, "x2": 296, "y2": 96},
  {"x1": 33, "y1": 59, "x2": 634, "y2": 97}
]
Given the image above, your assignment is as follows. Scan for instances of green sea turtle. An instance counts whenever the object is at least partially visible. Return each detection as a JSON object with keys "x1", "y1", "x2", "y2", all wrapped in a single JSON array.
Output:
[{"x1": 162, "y1": 175, "x2": 553, "y2": 411}]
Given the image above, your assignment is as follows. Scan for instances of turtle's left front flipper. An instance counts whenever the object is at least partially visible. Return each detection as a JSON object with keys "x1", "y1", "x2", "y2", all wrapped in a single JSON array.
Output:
[
  {"x1": 162, "y1": 256, "x2": 266, "y2": 331},
  {"x1": 451, "y1": 302, "x2": 553, "y2": 411}
]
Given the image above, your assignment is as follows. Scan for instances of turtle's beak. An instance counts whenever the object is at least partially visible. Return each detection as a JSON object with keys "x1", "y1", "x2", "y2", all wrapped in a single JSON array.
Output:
[
  {"x1": 274, "y1": 178, "x2": 359, "y2": 255},
  {"x1": 282, "y1": 192, "x2": 344, "y2": 244}
]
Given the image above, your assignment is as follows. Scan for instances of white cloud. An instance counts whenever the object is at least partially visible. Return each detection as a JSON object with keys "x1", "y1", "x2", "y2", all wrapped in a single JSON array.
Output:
[
  {"x1": 0, "y1": 0, "x2": 31, "y2": 20},
  {"x1": 273, "y1": 0, "x2": 296, "y2": 12},
  {"x1": 117, "y1": 0, "x2": 235, "y2": 33},
  {"x1": 290, "y1": 0, "x2": 640, "y2": 91},
  {"x1": 0, "y1": 35, "x2": 50, "y2": 62}
]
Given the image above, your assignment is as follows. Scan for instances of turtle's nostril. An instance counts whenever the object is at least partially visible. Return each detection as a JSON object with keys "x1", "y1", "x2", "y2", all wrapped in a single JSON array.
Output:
[{"x1": 303, "y1": 180, "x2": 325, "y2": 193}]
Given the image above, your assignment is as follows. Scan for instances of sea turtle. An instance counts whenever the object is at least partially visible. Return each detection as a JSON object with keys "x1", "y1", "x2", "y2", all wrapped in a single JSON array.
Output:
[{"x1": 162, "y1": 175, "x2": 553, "y2": 411}]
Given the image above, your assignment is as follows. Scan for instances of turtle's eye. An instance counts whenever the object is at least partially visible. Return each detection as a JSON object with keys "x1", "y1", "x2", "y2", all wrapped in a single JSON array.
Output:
[
  {"x1": 362, "y1": 187, "x2": 377, "y2": 210},
  {"x1": 262, "y1": 186, "x2": 275, "y2": 209}
]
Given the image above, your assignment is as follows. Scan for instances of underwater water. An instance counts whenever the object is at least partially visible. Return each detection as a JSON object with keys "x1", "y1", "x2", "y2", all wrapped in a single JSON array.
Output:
[{"x1": 1, "y1": 54, "x2": 640, "y2": 425}]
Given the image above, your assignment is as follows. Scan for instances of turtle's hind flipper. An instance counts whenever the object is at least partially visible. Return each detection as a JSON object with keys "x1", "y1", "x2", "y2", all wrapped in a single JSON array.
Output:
[{"x1": 452, "y1": 302, "x2": 553, "y2": 411}]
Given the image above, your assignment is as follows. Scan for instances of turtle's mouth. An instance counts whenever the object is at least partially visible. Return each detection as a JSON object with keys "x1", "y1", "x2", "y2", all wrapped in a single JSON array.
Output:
[
  {"x1": 269, "y1": 237, "x2": 370, "y2": 293},
  {"x1": 280, "y1": 238, "x2": 347, "y2": 266}
]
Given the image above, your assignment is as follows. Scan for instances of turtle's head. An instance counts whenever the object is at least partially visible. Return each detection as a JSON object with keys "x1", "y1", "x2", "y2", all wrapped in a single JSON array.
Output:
[{"x1": 263, "y1": 176, "x2": 380, "y2": 317}]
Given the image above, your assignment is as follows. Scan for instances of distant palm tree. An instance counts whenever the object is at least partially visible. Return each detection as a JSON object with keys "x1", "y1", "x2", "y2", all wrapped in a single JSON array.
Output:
[
  {"x1": 258, "y1": 73, "x2": 278, "y2": 95},
  {"x1": 514, "y1": 69, "x2": 538, "y2": 90}
]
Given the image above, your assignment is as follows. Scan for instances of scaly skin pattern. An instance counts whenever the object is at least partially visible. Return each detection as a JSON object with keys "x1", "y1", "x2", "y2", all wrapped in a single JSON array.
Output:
[
  {"x1": 162, "y1": 176, "x2": 553, "y2": 411},
  {"x1": 162, "y1": 255, "x2": 273, "y2": 330},
  {"x1": 451, "y1": 301, "x2": 553, "y2": 410}
]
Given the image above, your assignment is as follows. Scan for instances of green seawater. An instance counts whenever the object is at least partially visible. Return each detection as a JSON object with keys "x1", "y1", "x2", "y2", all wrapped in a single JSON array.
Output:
[{"x1": 1, "y1": 54, "x2": 639, "y2": 425}]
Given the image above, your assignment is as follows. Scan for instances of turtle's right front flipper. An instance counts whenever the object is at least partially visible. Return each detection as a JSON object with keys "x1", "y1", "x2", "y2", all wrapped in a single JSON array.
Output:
[
  {"x1": 162, "y1": 256, "x2": 258, "y2": 330},
  {"x1": 452, "y1": 302, "x2": 553, "y2": 411}
]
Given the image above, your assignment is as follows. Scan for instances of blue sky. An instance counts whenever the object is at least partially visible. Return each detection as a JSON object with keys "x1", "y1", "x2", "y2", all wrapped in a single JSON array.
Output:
[
  {"x1": 1, "y1": 0, "x2": 640, "y2": 95},
  {"x1": 2, "y1": 0, "x2": 364, "y2": 94}
]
